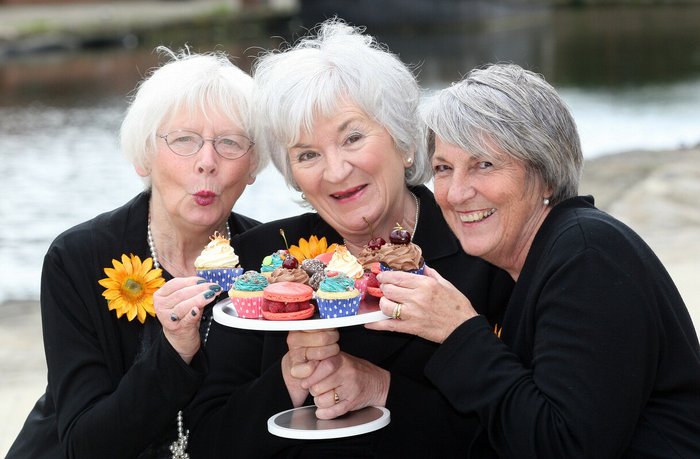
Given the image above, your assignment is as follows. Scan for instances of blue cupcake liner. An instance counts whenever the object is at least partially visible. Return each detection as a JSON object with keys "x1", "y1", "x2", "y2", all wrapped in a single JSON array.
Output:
[
  {"x1": 316, "y1": 294, "x2": 361, "y2": 319},
  {"x1": 196, "y1": 267, "x2": 244, "y2": 291},
  {"x1": 379, "y1": 262, "x2": 425, "y2": 275}
]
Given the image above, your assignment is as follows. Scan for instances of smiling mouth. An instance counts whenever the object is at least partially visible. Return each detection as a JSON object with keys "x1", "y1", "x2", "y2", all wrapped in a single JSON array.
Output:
[
  {"x1": 459, "y1": 208, "x2": 496, "y2": 223},
  {"x1": 330, "y1": 185, "x2": 366, "y2": 200}
]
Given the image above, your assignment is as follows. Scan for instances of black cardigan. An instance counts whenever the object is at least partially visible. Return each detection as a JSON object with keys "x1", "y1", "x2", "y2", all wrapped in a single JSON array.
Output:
[
  {"x1": 8, "y1": 192, "x2": 259, "y2": 458},
  {"x1": 189, "y1": 185, "x2": 514, "y2": 457},
  {"x1": 426, "y1": 196, "x2": 700, "y2": 458}
]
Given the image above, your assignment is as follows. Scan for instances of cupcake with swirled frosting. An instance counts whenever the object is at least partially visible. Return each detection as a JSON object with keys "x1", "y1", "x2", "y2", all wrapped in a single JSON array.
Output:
[
  {"x1": 194, "y1": 231, "x2": 243, "y2": 290},
  {"x1": 326, "y1": 245, "x2": 368, "y2": 298},
  {"x1": 259, "y1": 249, "x2": 287, "y2": 278},
  {"x1": 228, "y1": 270, "x2": 268, "y2": 318},
  {"x1": 377, "y1": 225, "x2": 424, "y2": 274},
  {"x1": 315, "y1": 272, "x2": 361, "y2": 318}
]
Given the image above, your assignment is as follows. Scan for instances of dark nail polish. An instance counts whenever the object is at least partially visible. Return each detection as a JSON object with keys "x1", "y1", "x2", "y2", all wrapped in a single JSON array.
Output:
[
  {"x1": 209, "y1": 285, "x2": 222, "y2": 292},
  {"x1": 191, "y1": 309, "x2": 197, "y2": 317},
  {"x1": 204, "y1": 290, "x2": 215, "y2": 299},
  {"x1": 197, "y1": 279, "x2": 207, "y2": 284}
]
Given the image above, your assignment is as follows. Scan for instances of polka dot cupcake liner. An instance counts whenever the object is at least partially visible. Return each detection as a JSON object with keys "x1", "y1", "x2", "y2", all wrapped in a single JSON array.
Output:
[
  {"x1": 196, "y1": 267, "x2": 244, "y2": 291},
  {"x1": 316, "y1": 295, "x2": 361, "y2": 319},
  {"x1": 379, "y1": 262, "x2": 425, "y2": 275},
  {"x1": 230, "y1": 295, "x2": 264, "y2": 319}
]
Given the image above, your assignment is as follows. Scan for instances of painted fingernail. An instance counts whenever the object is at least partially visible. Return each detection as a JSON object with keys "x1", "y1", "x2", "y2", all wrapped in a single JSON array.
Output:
[
  {"x1": 209, "y1": 285, "x2": 222, "y2": 292},
  {"x1": 204, "y1": 290, "x2": 215, "y2": 299},
  {"x1": 197, "y1": 279, "x2": 207, "y2": 284},
  {"x1": 191, "y1": 309, "x2": 197, "y2": 317}
]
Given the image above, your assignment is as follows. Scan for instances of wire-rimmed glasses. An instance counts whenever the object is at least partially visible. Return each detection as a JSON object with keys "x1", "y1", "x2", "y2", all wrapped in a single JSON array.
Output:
[{"x1": 158, "y1": 130, "x2": 254, "y2": 160}]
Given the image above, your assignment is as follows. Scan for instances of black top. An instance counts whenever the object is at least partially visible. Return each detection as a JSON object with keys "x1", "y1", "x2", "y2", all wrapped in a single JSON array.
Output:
[
  {"x1": 426, "y1": 196, "x2": 700, "y2": 458},
  {"x1": 8, "y1": 192, "x2": 259, "y2": 459},
  {"x1": 188, "y1": 185, "x2": 514, "y2": 457}
]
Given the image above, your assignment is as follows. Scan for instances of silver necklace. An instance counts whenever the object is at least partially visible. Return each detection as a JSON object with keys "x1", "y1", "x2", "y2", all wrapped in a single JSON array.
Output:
[
  {"x1": 409, "y1": 191, "x2": 420, "y2": 237},
  {"x1": 147, "y1": 217, "x2": 231, "y2": 273},
  {"x1": 146, "y1": 214, "x2": 230, "y2": 459}
]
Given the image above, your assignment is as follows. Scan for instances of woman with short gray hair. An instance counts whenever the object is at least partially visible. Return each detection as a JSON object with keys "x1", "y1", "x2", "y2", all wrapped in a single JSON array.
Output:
[{"x1": 369, "y1": 63, "x2": 700, "y2": 457}]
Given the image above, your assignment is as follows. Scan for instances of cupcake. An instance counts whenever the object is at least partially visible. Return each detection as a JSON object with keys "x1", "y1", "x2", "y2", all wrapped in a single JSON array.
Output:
[
  {"x1": 262, "y1": 281, "x2": 315, "y2": 321},
  {"x1": 260, "y1": 249, "x2": 287, "y2": 277},
  {"x1": 228, "y1": 270, "x2": 268, "y2": 318},
  {"x1": 326, "y1": 245, "x2": 366, "y2": 297},
  {"x1": 315, "y1": 272, "x2": 361, "y2": 319},
  {"x1": 267, "y1": 252, "x2": 310, "y2": 285},
  {"x1": 194, "y1": 231, "x2": 243, "y2": 290},
  {"x1": 377, "y1": 224, "x2": 424, "y2": 274}
]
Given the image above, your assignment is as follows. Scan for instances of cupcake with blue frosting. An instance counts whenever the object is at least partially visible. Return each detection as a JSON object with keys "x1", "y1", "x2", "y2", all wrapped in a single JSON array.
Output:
[{"x1": 315, "y1": 272, "x2": 361, "y2": 319}]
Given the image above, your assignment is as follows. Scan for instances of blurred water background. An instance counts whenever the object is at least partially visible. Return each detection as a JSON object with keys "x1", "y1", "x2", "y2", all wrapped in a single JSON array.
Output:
[{"x1": 1, "y1": 4, "x2": 700, "y2": 304}]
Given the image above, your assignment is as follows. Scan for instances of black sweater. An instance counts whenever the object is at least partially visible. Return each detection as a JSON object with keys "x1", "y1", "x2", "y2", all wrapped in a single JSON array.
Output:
[
  {"x1": 426, "y1": 196, "x2": 700, "y2": 458},
  {"x1": 8, "y1": 192, "x2": 259, "y2": 458}
]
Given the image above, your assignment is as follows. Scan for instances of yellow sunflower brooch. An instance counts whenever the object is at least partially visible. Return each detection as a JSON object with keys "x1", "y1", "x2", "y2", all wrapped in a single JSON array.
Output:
[
  {"x1": 288, "y1": 235, "x2": 338, "y2": 262},
  {"x1": 98, "y1": 254, "x2": 165, "y2": 323}
]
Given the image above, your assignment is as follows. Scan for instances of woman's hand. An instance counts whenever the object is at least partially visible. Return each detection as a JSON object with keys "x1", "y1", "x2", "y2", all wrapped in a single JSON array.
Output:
[
  {"x1": 365, "y1": 265, "x2": 478, "y2": 343},
  {"x1": 154, "y1": 277, "x2": 222, "y2": 364},
  {"x1": 302, "y1": 352, "x2": 390, "y2": 420},
  {"x1": 281, "y1": 329, "x2": 340, "y2": 407}
]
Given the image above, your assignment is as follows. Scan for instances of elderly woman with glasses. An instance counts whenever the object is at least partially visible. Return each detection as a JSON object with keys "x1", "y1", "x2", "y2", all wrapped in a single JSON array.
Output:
[
  {"x1": 368, "y1": 63, "x2": 700, "y2": 457},
  {"x1": 7, "y1": 47, "x2": 264, "y2": 458},
  {"x1": 187, "y1": 20, "x2": 513, "y2": 457}
]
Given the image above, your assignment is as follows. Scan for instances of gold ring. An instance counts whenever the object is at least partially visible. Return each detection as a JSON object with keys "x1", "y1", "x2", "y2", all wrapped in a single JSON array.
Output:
[
  {"x1": 392, "y1": 303, "x2": 402, "y2": 320},
  {"x1": 333, "y1": 390, "x2": 340, "y2": 404}
]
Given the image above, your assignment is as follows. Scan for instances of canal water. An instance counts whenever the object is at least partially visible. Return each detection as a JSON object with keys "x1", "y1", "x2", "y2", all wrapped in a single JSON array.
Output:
[{"x1": 1, "y1": 5, "x2": 699, "y2": 303}]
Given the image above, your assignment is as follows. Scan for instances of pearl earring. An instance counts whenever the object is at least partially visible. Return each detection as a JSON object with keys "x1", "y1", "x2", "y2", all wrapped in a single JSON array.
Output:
[
  {"x1": 543, "y1": 198, "x2": 550, "y2": 206},
  {"x1": 406, "y1": 156, "x2": 413, "y2": 164},
  {"x1": 301, "y1": 193, "x2": 307, "y2": 201}
]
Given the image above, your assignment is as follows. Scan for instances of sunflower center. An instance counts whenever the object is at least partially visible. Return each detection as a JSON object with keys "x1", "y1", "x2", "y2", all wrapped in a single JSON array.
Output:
[{"x1": 122, "y1": 278, "x2": 144, "y2": 299}]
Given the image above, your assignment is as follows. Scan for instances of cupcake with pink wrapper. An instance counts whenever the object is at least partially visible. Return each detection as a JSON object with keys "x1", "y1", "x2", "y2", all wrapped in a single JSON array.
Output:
[
  {"x1": 315, "y1": 272, "x2": 361, "y2": 318},
  {"x1": 194, "y1": 231, "x2": 244, "y2": 290},
  {"x1": 228, "y1": 270, "x2": 268, "y2": 318}
]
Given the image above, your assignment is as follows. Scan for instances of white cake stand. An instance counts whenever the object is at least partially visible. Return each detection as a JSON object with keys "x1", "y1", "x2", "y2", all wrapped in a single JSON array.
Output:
[{"x1": 213, "y1": 296, "x2": 392, "y2": 439}]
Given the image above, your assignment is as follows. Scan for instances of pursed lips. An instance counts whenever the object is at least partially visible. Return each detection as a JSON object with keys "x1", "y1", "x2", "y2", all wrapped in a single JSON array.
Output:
[{"x1": 193, "y1": 190, "x2": 217, "y2": 206}]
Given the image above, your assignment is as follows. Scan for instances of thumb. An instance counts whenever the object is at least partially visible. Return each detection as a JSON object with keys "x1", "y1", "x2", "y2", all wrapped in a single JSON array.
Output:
[{"x1": 423, "y1": 264, "x2": 444, "y2": 282}]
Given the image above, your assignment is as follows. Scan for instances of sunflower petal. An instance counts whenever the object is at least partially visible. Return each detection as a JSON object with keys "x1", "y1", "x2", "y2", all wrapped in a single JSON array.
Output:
[
  {"x1": 316, "y1": 236, "x2": 327, "y2": 254},
  {"x1": 298, "y1": 238, "x2": 311, "y2": 259},
  {"x1": 288, "y1": 246, "x2": 304, "y2": 262}
]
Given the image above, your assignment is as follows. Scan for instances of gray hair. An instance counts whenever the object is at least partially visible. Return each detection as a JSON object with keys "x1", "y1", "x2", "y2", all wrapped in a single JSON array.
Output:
[
  {"x1": 120, "y1": 46, "x2": 265, "y2": 186},
  {"x1": 252, "y1": 18, "x2": 431, "y2": 190},
  {"x1": 421, "y1": 63, "x2": 583, "y2": 205}
]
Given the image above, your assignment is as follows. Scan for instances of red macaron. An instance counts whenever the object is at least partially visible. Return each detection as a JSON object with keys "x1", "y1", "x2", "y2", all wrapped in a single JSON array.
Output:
[{"x1": 262, "y1": 281, "x2": 315, "y2": 321}]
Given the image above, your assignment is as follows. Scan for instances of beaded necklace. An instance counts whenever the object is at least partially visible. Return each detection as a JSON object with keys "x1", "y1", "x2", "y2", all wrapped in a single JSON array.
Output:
[{"x1": 146, "y1": 213, "x2": 230, "y2": 459}]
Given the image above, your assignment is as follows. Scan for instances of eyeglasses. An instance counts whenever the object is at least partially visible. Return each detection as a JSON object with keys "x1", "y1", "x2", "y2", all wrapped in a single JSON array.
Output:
[{"x1": 158, "y1": 130, "x2": 254, "y2": 160}]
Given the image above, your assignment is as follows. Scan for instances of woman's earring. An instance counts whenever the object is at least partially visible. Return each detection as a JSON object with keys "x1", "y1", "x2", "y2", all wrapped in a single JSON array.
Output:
[
  {"x1": 301, "y1": 193, "x2": 307, "y2": 201},
  {"x1": 406, "y1": 156, "x2": 413, "y2": 164},
  {"x1": 543, "y1": 197, "x2": 550, "y2": 206}
]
